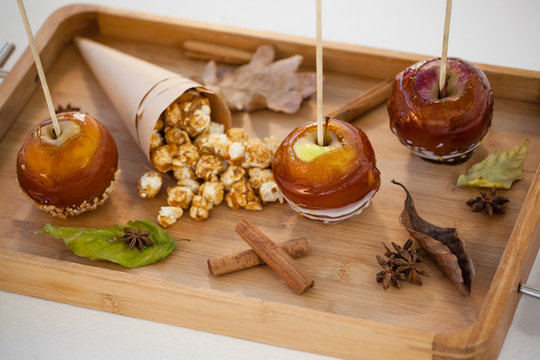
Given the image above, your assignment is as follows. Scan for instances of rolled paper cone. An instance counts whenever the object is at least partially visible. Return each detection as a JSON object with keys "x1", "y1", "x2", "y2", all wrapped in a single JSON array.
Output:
[{"x1": 75, "y1": 37, "x2": 232, "y2": 162}]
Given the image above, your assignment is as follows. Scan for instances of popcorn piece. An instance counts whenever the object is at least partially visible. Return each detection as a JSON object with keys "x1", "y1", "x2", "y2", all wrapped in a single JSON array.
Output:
[
  {"x1": 196, "y1": 154, "x2": 224, "y2": 181},
  {"x1": 165, "y1": 127, "x2": 191, "y2": 146},
  {"x1": 226, "y1": 127, "x2": 248, "y2": 142},
  {"x1": 248, "y1": 168, "x2": 274, "y2": 190},
  {"x1": 137, "y1": 171, "x2": 163, "y2": 199},
  {"x1": 225, "y1": 179, "x2": 262, "y2": 211},
  {"x1": 167, "y1": 185, "x2": 194, "y2": 209},
  {"x1": 242, "y1": 139, "x2": 272, "y2": 169},
  {"x1": 221, "y1": 165, "x2": 246, "y2": 190},
  {"x1": 172, "y1": 143, "x2": 200, "y2": 169},
  {"x1": 150, "y1": 130, "x2": 164, "y2": 150},
  {"x1": 158, "y1": 206, "x2": 183, "y2": 227},
  {"x1": 183, "y1": 97, "x2": 211, "y2": 137},
  {"x1": 264, "y1": 136, "x2": 281, "y2": 156},
  {"x1": 193, "y1": 132, "x2": 209, "y2": 150},
  {"x1": 177, "y1": 178, "x2": 201, "y2": 195},
  {"x1": 199, "y1": 133, "x2": 230, "y2": 157},
  {"x1": 173, "y1": 165, "x2": 196, "y2": 181},
  {"x1": 259, "y1": 180, "x2": 283, "y2": 204},
  {"x1": 164, "y1": 102, "x2": 182, "y2": 127},
  {"x1": 209, "y1": 121, "x2": 225, "y2": 135},
  {"x1": 199, "y1": 181, "x2": 224, "y2": 206},
  {"x1": 225, "y1": 141, "x2": 246, "y2": 165},
  {"x1": 190, "y1": 195, "x2": 213, "y2": 221},
  {"x1": 151, "y1": 144, "x2": 177, "y2": 173},
  {"x1": 154, "y1": 116, "x2": 165, "y2": 132}
]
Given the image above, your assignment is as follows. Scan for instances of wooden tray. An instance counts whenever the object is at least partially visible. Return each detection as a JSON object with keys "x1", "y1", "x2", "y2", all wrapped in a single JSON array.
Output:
[{"x1": 1, "y1": 5, "x2": 539, "y2": 359}]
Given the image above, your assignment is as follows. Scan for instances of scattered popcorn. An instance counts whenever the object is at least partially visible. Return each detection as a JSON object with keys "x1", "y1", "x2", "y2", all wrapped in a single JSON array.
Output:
[
  {"x1": 157, "y1": 206, "x2": 183, "y2": 227},
  {"x1": 167, "y1": 185, "x2": 194, "y2": 209},
  {"x1": 248, "y1": 168, "x2": 274, "y2": 190},
  {"x1": 242, "y1": 139, "x2": 272, "y2": 169},
  {"x1": 190, "y1": 195, "x2": 213, "y2": 221},
  {"x1": 141, "y1": 89, "x2": 285, "y2": 226},
  {"x1": 199, "y1": 181, "x2": 224, "y2": 206},
  {"x1": 259, "y1": 180, "x2": 283, "y2": 204},
  {"x1": 221, "y1": 165, "x2": 246, "y2": 190},
  {"x1": 196, "y1": 154, "x2": 224, "y2": 181},
  {"x1": 137, "y1": 171, "x2": 163, "y2": 199},
  {"x1": 226, "y1": 127, "x2": 248, "y2": 142}
]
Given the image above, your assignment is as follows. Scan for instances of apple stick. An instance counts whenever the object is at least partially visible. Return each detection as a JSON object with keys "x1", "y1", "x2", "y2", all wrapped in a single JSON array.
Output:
[
  {"x1": 16, "y1": 0, "x2": 61, "y2": 138},
  {"x1": 439, "y1": 0, "x2": 453, "y2": 98},
  {"x1": 316, "y1": 0, "x2": 324, "y2": 146}
]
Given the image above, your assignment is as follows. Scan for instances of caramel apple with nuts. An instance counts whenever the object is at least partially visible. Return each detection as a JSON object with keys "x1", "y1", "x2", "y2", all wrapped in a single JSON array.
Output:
[{"x1": 16, "y1": 111, "x2": 119, "y2": 218}]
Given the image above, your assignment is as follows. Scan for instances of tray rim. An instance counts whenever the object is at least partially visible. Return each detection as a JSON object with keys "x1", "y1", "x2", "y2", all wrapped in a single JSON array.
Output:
[{"x1": 0, "y1": 4, "x2": 539, "y2": 359}]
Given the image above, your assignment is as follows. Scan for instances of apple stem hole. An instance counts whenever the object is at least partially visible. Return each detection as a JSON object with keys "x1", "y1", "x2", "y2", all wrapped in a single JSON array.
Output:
[
  {"x1": 322, "y1": 116, "x2": 331, "y2": 146},
  {"x1": 439, "y1": 75, "x2": 450, "y2": 99},
  {"x1": 49, "y1": 127, "x2": 58, "y2": 140}
]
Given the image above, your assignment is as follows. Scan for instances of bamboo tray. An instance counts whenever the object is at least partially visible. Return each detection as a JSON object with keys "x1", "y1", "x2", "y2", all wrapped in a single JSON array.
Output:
[{"x1": 1, "y1": 5, "x2": 539, "y2": 359}]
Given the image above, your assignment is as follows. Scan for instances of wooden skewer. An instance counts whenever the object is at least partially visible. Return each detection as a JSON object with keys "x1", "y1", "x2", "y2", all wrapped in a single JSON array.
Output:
[
  {"x1": 315, "y1": 0, "x2": 324, "y2": 146},
  {"x1": 327, "y1": 79, "x2": 393, "y2": 122},
  {"x1": 17, "y1": 0, "x2": 61, "y2": 138},
  {"x1": 439, "y1": 0, "x2": 453, "y2": 97}
]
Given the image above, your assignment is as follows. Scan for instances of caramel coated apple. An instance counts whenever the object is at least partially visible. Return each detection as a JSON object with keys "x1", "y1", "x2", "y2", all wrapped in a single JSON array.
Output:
[
  {"x1": 272, "y1": 120, "x2": 380, "y2": 223},
  {"x1": 388, "y1": 57, "x2": 493, "y2": 164},
  {"x1": 16, "y1": 112, "x2": 119, "y2": 217}
]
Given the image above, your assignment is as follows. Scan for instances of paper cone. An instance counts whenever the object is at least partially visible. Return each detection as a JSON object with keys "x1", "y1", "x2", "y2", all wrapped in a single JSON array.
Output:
[{"x1": 75, "y1": 37, "x2": 232, "y2": 161}]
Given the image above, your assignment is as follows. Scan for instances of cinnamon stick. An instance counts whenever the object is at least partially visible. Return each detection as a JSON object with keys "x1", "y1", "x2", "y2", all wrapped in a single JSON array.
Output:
[
  {"x1": 207, "y1": 238, "x2": 310, "y2": 276},
  {"x1": 327, "y1": 79, "x2": 393, "y2": 122},
  {"x1": 235, "y1": 219, "x2": 314, "y2": 295},
  {"x1": 183, "y1": 40, "x2": 253, "y2": 65}
]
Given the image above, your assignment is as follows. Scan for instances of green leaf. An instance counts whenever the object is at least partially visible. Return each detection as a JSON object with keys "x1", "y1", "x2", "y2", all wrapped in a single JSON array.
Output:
[
  {"x1": 37, "y1": 220, "x2": 176, "y2": 268},
  {"x1": 457, "y1": 139, "x2": 528, "y2": 189}
]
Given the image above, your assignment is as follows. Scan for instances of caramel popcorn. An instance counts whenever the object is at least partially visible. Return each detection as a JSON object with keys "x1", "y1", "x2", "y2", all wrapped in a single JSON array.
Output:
[
  {"x1": 137, "y1": 171, "x2": 162, "y2": 199},
  {"x1": 165, "y1": 127, "x2": 191, "y2": 146},
  {"x1": 167, "y1": 185, "x2": 194, "y2": 209},
  {"x1": 177, "y1": 178, "x2": 201, "y2": 195},
  {"x1": 158, "y1": 206, "x2": 183, "y2": 227},
  {"x1": 226, "y1": 127, "x2": 248, "y2": 142},
  {"x1": 172, "y1": 143, "x2": 200, "y2": 169},
  {"x1": 151, "y1": 144, "x2": 176, "y2": 173},
  {"x1": 199, "y1": 181, "x2": 224, "y2": 206},
  {"x1": 190, "y1": 195, "x2": 213, "y2": 221},
  {"x1": 164, "y1": 102, "x2": 182, "y2": 127},
  {"x1": 264, "y1": 136, "x2": 281, "y2": 156},
  {"x1": 199, "y1": 133, "x2": 230, "y2": 157},
  {"x1": 173, "y1": 165, "x2": 196, "y2": 181},
  {"x1": 154, "y1": 116, "x2": 165, "y2": 132},
  {"x1": 224, "y1": 141, "x2": 246, "y2": 165},
  {"x1": 150, "y1": 130, "x2": 164, "y2": 150},
  {"x1": 225, "y1": 179, "x2": 262, "y2": 211},
  {"x1": 221, "y1": 165, "x2": 246, "y2": 190},
  {"x1": 247, "y1": 168, "x2": 274, "y2": 190},
  {"x1": 209, "y1": 121, "x2": 225, "y2": 135},
  {"x1": 242, "y1": 139, "x2": 272, "y2": 169},
  {"x1": 259, "y1": 180, "x2": 283, "y2": 204},
  {"x1": 182, "y1": 97, "x2": 211, "y2": 137},
  {"x1": 196, "y1": 154, "x2": 224, "y2": 181}
]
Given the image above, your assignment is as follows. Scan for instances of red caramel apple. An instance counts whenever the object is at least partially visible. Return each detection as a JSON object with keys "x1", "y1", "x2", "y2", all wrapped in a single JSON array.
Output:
[
  {"x1": 388, "y1": 57, "x2": 493, "y2": 164},
  {"x1": 16, "y1": 112, "x2": 119, "y2": 218},
  {"x1": 272, "y1": 120, "x2": 380, "y2": 223}
]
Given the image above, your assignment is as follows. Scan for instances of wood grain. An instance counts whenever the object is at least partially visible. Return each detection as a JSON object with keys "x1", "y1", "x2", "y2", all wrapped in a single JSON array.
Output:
[{"x1": 0, "y1": 5, "x2": 539, "y2": 359}]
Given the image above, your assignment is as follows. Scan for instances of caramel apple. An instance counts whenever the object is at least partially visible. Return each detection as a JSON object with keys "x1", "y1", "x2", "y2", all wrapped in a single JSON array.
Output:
[
  {"x1": 272, "y1": 120, "x2": 380, "y2": 223},
  {"x1": 387, "y1": 57, "x2": 493, "y2": 164},
  {"x1": 16, "y1": 111, "x2": 119, "y2": 218}
]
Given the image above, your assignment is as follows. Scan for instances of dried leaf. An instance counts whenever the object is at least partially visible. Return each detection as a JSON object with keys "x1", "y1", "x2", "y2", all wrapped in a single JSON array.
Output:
[
  {"x1": 457, "y1": 139, "x2": 528, "y2": 189},
  {"x1": 201, "y1": 44, "x2": 316, "y2": 113},
  {"x1": 392, "y1": 180, "x2": 476, "y2": 295}
]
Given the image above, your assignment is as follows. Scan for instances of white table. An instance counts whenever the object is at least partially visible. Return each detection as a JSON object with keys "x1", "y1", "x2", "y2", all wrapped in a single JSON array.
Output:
[{"x1": 1, "y1": 1, "x2": 539, "y2": 359}]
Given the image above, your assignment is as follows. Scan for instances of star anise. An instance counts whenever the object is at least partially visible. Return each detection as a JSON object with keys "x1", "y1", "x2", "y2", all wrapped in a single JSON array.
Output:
[
  {"x1": 466, "y1": 188, "x2": 509, "y2": 215},
  {"x1": 122, "y1": 227, "x2": 153, "y2": 251},
  {"x1": 55, "y1": 103, "x2": 81, "y2": 113},
  {"x1": 376, "y1": 239, "x2": 427, "y2": 290}
]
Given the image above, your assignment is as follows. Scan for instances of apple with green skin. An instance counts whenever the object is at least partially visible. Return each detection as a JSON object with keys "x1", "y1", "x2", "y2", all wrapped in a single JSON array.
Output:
[
  {"x1": 16, "y1": 111, "x2": 119, "y2": 217},
  {"x1": 387, "y1": 57, "x2": 493, "y2": 164},
  {"x1": 272, "y1": 119, "x2": 380, "y2": 224}
]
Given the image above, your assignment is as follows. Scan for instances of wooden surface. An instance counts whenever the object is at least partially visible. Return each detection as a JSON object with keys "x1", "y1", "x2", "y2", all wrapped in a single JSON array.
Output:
[{"x1": 0, "y1": 5, "x2": 539, "y2": 359}]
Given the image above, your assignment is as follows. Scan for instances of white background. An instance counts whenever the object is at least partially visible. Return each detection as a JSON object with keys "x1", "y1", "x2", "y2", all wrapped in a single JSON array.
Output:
[{"x1": 1, "y1": 1, "x2": 539, "y2": 359}]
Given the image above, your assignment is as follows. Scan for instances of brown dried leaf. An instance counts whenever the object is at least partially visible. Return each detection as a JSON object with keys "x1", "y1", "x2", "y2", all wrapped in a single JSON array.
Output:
[
  {"x1": 392, "y1": 180, "x2": 476, "y2": 295},
  {"x1": 201, "y1": 44, "x2": 316, "y2": 114}
]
